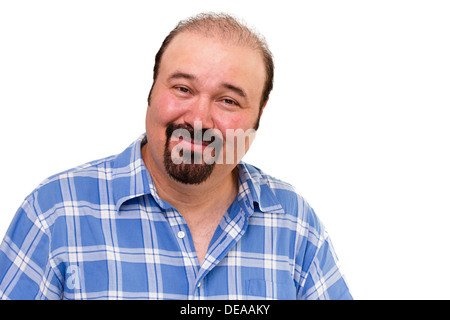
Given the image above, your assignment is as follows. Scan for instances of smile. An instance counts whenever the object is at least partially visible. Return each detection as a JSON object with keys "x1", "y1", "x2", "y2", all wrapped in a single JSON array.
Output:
[{"x1": 176, "y1": 136, "x2": 209, "y2": 152}]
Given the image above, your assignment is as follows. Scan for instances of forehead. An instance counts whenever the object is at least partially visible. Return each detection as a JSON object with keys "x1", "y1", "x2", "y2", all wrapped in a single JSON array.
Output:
[{"x1": 158, "y1": 32, "x2": 266, "y2": 99}]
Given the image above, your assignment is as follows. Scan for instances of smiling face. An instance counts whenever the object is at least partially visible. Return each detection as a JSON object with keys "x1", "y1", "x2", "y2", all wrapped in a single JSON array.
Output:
[{"x1": 144, "y1": 31, "x2": 266, "y2": 185}]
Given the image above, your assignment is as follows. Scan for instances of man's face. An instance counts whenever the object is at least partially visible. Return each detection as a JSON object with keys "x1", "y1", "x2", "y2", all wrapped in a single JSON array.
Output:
[{"x1": 145, "y1": 32, "x2": 266, "y2": 184}]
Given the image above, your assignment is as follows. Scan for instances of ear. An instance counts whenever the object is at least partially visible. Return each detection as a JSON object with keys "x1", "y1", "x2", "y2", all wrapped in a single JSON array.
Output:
[{"x1": 259, "y1": 100, "x2": 268, "y2": 118}]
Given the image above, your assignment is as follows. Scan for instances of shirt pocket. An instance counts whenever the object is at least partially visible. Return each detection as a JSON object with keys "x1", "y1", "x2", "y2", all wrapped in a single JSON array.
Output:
[{"x1": 245, "y1": 279, "x2": 297, "y2": 300}]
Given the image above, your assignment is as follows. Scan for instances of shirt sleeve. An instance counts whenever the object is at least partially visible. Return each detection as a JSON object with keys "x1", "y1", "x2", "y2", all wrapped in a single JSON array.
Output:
[
  {"x1": 0, "y1": 193, "x2": 62, "y2": 300},
  {"x1": 297, "y1": 232, "x2": 353, "y2": 300}
]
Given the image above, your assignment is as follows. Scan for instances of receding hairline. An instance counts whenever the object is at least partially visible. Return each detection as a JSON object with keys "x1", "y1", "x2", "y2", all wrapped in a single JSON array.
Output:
[{"x1": 169, "y1": 12, "x2": 265, "y2": 49}]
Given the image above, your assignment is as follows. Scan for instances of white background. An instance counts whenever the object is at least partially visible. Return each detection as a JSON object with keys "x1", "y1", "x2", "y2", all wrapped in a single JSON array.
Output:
[{"x1": 1, "y1": 0, "x2": 449, "y2": 300}]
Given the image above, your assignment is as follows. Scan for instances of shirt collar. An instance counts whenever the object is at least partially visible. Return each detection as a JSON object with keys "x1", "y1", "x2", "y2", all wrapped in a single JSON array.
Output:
[
  {"x1": 237, "y1": 162, "x2": 286, "y2": 215},
  {"x1": 111, "y1": 134, "x2": 285, "y2": 215},
  {"x1": 111, "y1": 134, "x2": 152, "y2": 213}
]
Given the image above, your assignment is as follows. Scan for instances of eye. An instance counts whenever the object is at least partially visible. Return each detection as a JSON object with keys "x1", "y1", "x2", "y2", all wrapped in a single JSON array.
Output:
[
  {"x1": 222, "y1": 98, "x2": 239, "y2": 106},
  {"x1": 174, "y1": 86, "x2": 191, "y2": 94}
]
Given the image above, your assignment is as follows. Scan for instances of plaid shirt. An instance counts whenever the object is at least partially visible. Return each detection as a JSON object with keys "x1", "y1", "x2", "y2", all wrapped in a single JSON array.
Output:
[{"x1": 0, "y1": 134, "x2": 351, "y2": 300}]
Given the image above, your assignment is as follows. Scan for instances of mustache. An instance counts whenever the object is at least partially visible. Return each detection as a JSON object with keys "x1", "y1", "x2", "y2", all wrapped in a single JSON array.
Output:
[{"x1": 165, "y1": 122, "x2": 221, "y2": 145}]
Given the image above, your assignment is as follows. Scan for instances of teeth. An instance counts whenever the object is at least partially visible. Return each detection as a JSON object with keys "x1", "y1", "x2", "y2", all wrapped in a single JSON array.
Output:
[
  {"x1": 179, "y1": 137, "x2": 204, "y2": 144},
  {"x1": 179, "y1": 136, "x2": 191, "y2": 143}
]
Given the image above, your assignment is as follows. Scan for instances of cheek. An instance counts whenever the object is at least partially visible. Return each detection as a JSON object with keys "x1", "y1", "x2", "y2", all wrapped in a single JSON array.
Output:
[
  {"x1": 146, "y1": 93, "x2": 182, "y2": 151},
  {"x1": 214, "y1": 112, "x2": 257, "y2": 164},
  {"x1": 214, "y1": 110, "x2": 256, "y2": 134},
  {"x1": 148, "y1": 89, "x2": 188, "y2": 127}
]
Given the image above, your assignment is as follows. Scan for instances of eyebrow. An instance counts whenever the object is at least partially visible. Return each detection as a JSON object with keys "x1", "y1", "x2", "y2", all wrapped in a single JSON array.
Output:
[
  {"x1": 168, "y1": 71, "x2": 247, "y2": 99},
  {"x1": 221, "y1": 83, "x2": 247, "y2": 98},
  {"x1": 168, "y1": 71, "x2": 197, "y2": 81}
]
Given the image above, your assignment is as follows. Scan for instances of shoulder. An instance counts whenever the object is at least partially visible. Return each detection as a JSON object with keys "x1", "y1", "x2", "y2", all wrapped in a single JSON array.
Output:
[
  {"x1": 19, "y1": 134, "x2": 146, "y2": 226},
  {"x1": 242, "y1": 163, "x2": 324, "y2": 233},
  {"x1": 24, "y1": 155, "x2": 117, "y2": 217}
]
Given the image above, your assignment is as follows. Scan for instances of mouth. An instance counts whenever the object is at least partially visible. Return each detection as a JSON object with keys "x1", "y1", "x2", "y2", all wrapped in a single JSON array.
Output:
[{"x1": 176, "y1": 136, "x2": 209, "y2": 152}]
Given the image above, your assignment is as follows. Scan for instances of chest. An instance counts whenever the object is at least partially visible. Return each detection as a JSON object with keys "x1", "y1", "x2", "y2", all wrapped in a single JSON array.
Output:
[
  {"x1": 182, "y1": 209, "x2": 226, "y2": 265},
  {"x1": 51, "y1": 199, "x2": 298, "y2": 299}
]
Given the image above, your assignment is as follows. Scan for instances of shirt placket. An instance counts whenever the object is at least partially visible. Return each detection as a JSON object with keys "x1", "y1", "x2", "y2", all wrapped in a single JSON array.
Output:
[
  {"x1": 192, "y1": 205, "x2": 250, "y2": 299},
  {"x1": 164, "y1": 208, "x2": 200, "y2": 298},
  {"x1": 163, "y1": 198, "x2": 251, "y2": 299}
]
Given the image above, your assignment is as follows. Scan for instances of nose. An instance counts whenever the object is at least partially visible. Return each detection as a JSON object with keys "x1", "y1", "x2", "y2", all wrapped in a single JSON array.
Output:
[{"x1": 183, "y1": 95, "x2": 215, "y2": 130}]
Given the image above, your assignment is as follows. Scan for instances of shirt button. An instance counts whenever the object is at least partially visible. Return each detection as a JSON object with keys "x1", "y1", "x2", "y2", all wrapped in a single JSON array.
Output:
[{"x1": 177, "y1": 231, "x2": 185, "y2": 239}]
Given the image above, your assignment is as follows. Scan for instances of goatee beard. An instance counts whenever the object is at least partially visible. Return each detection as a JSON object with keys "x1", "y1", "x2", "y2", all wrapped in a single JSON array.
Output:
[{"x1": 163, "y1": 122, "x2": 217, "y2": 184}]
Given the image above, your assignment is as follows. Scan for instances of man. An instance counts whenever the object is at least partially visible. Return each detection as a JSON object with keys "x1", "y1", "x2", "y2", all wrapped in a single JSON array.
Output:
[{"x1": 0, "y1": 13, "x2": 352, "y2": 299}]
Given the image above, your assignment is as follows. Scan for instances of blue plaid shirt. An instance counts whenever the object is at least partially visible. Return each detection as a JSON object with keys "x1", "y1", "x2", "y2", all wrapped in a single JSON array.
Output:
[{"x1": 0, "y1": 134, "x2": 351, "y2": 300}]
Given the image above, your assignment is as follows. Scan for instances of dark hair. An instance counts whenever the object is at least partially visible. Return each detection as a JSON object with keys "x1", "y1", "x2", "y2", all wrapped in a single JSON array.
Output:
[{"x1": 148, "y1": 12, "x2": 274, "y2": 130}]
